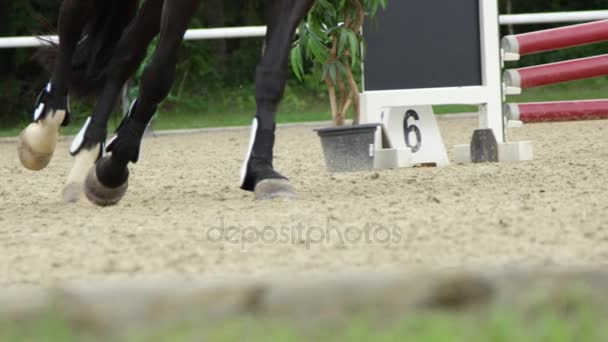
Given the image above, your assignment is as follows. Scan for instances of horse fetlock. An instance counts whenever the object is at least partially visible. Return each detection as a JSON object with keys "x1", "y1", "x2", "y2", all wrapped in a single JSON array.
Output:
[
  {"x1": 62, "y1": 143, "x2": 102, "y2": 203},
  {"x1": 33, "y1": 82, "x2": 70, "y2": 126},
  {"x1": 84, "y1": 156, "x2": 129, "y2": 207},
  {"x1": 105, "y1": 133, "x2": 143, "y2": 165},
  {"x1": 70, "y1": 117, "x2": 107, "y2": 156},
  {"x1": 105, "y1": 100, "x2": 150, "y2": 164},
  {"x1": 17, "y1": 110, "x2": 66, "y2": 171},
  {"x1": 241, "y1": 118, "x2": 284, "y2": 191},
  {"x1": 242, "y1": 155, "x2": 294, "y2": 200}
]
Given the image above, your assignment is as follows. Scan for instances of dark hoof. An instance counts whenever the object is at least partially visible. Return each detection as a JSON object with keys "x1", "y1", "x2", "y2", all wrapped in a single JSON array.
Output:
[
  {"x1": 84, "y1": 163, "x2": 128, "y2": 207},
  {"x1": 254, "y1": 179, "x2": 296, "y2": 201}
]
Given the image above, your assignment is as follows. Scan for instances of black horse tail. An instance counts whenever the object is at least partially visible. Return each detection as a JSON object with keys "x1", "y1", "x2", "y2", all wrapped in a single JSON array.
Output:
[{"x1": 37, "y1": 0, "x2": 139, "y2": 97}]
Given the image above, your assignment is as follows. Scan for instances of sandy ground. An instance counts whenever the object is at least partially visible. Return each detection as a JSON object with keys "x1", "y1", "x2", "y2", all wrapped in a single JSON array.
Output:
[{"x1": 1, "y1": 117, "x2": 607, "y2": 287}]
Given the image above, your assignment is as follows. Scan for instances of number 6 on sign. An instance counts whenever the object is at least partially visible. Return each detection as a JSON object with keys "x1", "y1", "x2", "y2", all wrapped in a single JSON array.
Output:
[
  {"x1": 382, "y1": 106, "x2": 449, "y2": 167},
  {"x1": 403, "y1": 110, "x2": 422, "y2": 153}
]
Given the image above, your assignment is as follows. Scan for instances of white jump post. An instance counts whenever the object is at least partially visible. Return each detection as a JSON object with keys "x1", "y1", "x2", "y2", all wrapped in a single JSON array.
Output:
[{"x1": 360, "y1": 0, "x2": 532, "y2": 164}]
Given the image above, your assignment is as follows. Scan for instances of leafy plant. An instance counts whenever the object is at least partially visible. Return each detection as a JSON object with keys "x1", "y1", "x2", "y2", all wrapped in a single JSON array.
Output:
[{"x1": 291, "y1": 0, "x2": 387, "y2": 125}]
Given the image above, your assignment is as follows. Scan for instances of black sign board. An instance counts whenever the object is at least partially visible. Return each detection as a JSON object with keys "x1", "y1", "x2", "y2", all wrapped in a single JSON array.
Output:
[{"x1": 363, "y1": 0, "x2": 483, "y2": 91}]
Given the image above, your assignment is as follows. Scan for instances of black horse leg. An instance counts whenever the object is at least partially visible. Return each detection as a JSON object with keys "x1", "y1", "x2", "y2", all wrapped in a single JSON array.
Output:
[
  {"x1": 240, "y1": 0, "x2": 315, "y2": 200},
  {"x1": 52, "y1": 0, "x2": 96, "y2": 99},
  {"x1": 84, "y1": 0, "x2": 201, "y2": 206},
  {"x1": 62, "y1": 0, "x2": 163, "y2": 203},
  {"x1": 18, "y1": 0, "x2": 94, "y2": 171}
]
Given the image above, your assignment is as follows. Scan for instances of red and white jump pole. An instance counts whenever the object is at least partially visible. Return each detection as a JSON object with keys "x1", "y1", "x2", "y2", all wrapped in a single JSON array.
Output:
[
  {"x1": 502, "y1": 19, "x2": 608, "y2": 59},
  {"x1": 505, "y1": 100, "x2": 608, "y2": 123},
  {"x1": 504, "y1": 54, "x2": 608, "y2": 89},
  {"x1": 503, "y1": 19, "x2": 608, "y2": 124}
]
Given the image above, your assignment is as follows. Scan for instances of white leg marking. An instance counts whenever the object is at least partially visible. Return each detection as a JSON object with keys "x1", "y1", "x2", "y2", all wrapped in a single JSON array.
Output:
[
  {"x1": 70, "y1": 117, "x2": 91, "y2": 154},
  {"x1": 62, "y1": 144, "x2": 101, "y2": 203},
  {"x1": 240, "y1": 117, "x2": 258, "y2": 187}
]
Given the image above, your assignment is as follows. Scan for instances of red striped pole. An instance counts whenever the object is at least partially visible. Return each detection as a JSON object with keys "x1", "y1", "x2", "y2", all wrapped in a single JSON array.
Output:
[
  {"x1": 505, "y1": 100, "x2": 608, "y2": 123},
  {"x1": 503, "y1": 54, "x2": 608, "y2": 89},
  {"x1": 502, "y1": 19, "x2": 608, "y2": 56}
]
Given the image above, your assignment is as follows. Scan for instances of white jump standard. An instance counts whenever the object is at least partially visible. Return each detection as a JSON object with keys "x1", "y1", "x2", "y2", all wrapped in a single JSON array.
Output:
[{"x1": 360, "y1": 0, "x2": 532, "y2": 165}]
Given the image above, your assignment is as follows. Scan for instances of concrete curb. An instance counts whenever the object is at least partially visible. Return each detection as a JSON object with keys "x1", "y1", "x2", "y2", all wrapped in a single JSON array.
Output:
[{"x1": 1, "y1": 268, "x2": 606, "y2": 335}]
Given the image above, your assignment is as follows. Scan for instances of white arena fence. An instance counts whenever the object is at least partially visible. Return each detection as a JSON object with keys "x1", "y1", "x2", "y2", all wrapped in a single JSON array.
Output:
[
  {"x1": 2, "y1": 10, "x2": 608, "y2": 49},
  {"x1": 0, "y1": 26, "x2": 268, "y2": 49}
]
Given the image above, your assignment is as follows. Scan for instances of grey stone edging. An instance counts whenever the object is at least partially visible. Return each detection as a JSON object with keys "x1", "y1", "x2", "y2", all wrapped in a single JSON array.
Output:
[{"x1": 1, "y1": 268, "x2": 607, "y2": 334}]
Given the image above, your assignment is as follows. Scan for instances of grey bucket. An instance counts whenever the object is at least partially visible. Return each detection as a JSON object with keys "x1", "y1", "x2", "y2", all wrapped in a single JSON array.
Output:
[{"x1": 315, "y1": 123, "x2": 381, "y2": 173}]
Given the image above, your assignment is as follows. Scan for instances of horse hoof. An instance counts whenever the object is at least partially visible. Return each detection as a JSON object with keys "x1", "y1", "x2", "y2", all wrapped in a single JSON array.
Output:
[
  {"x1": 254, "y1": 179, "x2": 296, "y2": 201},
  {"x1": 62, "y1": 182, "x2": 82, "y2": 204},
  {"x1": 84, "y1": 164, "x2": 128, "y2": 207},
  {"x1": 17, "y1": 123, "x2": 55, "y2": 171},
  {"x1": 17, "y1": 112, "x2": 65, "y2": 171}
]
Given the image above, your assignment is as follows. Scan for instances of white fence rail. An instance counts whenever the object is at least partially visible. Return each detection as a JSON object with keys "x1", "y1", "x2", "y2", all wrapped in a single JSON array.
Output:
[
  {"x1": 500, "y1": 10, "x2": 608, "y2": 25},
  {"x1": 1, "y1": 10, "x2": 608, "y2": 49},
  {"x1": 0, "y1": 26, "x2": 268, "y2": 49}
]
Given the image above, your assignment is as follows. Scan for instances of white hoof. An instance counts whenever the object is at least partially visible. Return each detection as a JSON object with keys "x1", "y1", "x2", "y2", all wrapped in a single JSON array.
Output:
[
  {"x1": 62, "y1": 182, "x2": 82, "y2": 204},
  {"x1": 84, "y1": 163, "x2": 128, "y2": 207},
  {"x1": 62, "y1": 144, "x2": 101, "y2": 204},
  {"x1": 254, "y1": 179, "x2": 296, "y2": 201},
  {"x1": 17, "y1": 110, "x2": 65, "y2": 171}
]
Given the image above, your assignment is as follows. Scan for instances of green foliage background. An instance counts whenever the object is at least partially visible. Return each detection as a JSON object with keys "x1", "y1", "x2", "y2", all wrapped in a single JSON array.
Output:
[{"x1": 0, "y1": 0, "x2": 607, "y2": 127}]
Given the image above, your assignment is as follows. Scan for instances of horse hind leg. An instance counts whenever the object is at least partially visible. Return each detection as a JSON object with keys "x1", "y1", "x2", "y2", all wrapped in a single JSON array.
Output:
[
  {"x1": 61, "y1": 118, "x2": 104, "y2": 202},
  {"x1": 84, "y1": 0, "x2": 200, "y2": 206},
  {"x1": 241, "y1": 0, "x2": 315, "y2": 200},
  {"x1": 61, "y1": 0, "x2": 162, "y2": 203},
  {"x1": 18, "y1": 0, "x2": 93, "y2": 171}
]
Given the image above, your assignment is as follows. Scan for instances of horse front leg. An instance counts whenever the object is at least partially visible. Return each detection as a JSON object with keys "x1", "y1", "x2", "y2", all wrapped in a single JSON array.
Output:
[
  {"x1": 84, "y1": 0, "x2": 201, "y2": 206},
  {"x1": 18, "y1": 0, "x2": 94, "y2": 171},
  {"x1": 240, "y1": 0, "x2": 315, "y2": 200},
  {"x1": 62, "y1": 0, "x2": 163, "y2": 203}
]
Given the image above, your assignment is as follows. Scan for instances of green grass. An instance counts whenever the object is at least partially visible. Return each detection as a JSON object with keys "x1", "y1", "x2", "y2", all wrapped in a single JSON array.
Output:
[
  {"x1": 152, "y1": 88, "x2": 332, "y2": 131},
  {"x1": 3, "y1": 78, "x2": 608, "y2": 138},
  {"x1": 1, "y1": 307, "x2": 606, "y2": 342},
  {"x1": 154, "y1": 77, "x2": 608, "y2": 128},
  {"x1": 0, "y1": 85, "x2": 332, "y2": 138},
  {"x1": 435, "y1": 77, "x2": 608, "y2": 114},
  {"x1": 506, "y1": 77, "x2": 608, "y2": 103}
]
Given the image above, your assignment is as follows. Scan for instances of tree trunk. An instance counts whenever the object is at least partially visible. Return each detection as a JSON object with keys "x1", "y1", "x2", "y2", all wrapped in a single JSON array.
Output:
[
  {"x1": 325, "y1": 76, "x2": 341, "y2": 125},
  {"x1": 345, "y1": 0, "x2": 364, "y2": 125},
  {"x1": 345, "y1": 62, "x2": 361, "y2": 125}
]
